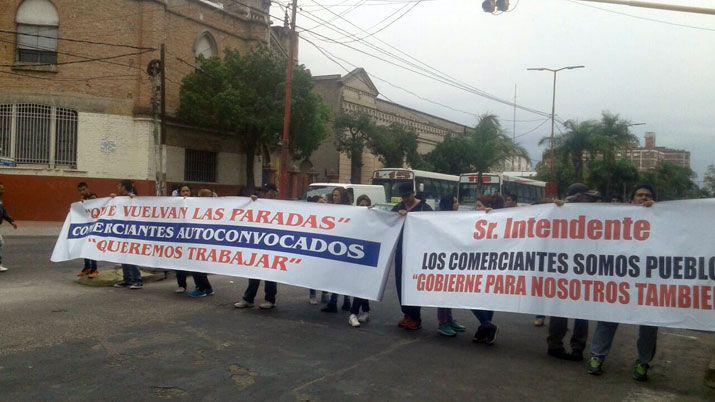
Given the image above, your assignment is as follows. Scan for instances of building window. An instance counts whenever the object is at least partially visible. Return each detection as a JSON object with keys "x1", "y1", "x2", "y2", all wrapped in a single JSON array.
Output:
[
  {"x1": 16, "y1": 0, "x2": 59, "y2": 64},
  {"x1": 0, "y1": 104, "x2": 77, "y2": 168},
  {"x1": 194, "y1": 32, "x2": 217, "y2": 60},
  {"x1": 185, "y1": 149, "x2": 217, "y2": 182}
]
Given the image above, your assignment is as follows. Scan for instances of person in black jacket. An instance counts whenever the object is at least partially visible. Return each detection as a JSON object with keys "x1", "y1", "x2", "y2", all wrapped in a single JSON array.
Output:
[
  {"x1": 392, "y1": 182, "x2": 432, "y2": 330},
  {"x1": 0, "y1": 182, "x2": 17, "y2": 272},
  {"x1": 77, "y1": 182, "x2": 98, "y2": 278}
]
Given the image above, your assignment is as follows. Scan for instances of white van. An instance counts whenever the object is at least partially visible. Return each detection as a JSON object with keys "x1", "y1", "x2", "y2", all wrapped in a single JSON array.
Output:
[{"x1": 302, "y1": 183, "x2": 386, "y2": 206}]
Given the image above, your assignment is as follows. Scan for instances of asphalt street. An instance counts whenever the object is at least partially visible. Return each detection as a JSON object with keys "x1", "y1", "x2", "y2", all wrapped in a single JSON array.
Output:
[{"x1": 1, "y1": 237, "x2": 713, "y2": 401}]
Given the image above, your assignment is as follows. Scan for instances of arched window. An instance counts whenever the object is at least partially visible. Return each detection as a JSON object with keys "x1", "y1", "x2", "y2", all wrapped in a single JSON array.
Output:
[
  {"x1": 16, "y1": 0, "x2": 59, "y2": 64},
  {"x1": 194, "y1": 32, "x2": 217, "y2": 60}
]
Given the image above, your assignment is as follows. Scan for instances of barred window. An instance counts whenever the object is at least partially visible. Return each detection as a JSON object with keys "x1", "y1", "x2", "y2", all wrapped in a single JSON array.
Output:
[
  {"x1": 184, "y1": 149, "x2": 217, "y2": 182},
  {"x1": 0, "y1": 104, "x2": 78, "y2": 168},
  {"x1": 16, "y1": 0, "x2": 59, "y2": 65}
]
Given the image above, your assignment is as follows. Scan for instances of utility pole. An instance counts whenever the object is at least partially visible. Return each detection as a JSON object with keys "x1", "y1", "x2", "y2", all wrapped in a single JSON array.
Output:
[
  {"x1": 279, "y1": 0, "x2": 298, "y2": 200},
  {"x1": 147, "y1": 56, "x2": 163, "y2": 196},
  {"x1": 159, "y1": 44, "x2": 166, "y2": 196},
  {"x1": 527, "y1": 65, "x2": 584, "y2": 194},
  {"x1": 512, "y1": 84, "x2": 517, "y2": 171}
]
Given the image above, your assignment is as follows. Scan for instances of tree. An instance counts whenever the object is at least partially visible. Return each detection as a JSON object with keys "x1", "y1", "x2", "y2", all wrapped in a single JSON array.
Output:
[
  {"x1": 703, "y1": 164, "x2": 715, "y2": 197},
  {"x1": 540, "y1": 119, "x2": 598, "y2": 183},
  {"x1": 368, "y1": 123, "x2": 420, "y2": 168},
  {"x1": 425, "y1": 136, "x2": 475, "y2": 175},
  {"x1": 469, "y1": 114, "x2": 525, "y2": 192},
  {"x1": 333, "y1": 112, "x2": 379, "y2": 184},
  {"x1": 588, "y1": 158, "x2": 639, "y2": 201},
  {"x1": 641, "y1": 162, "x2": 699, "y2": 200},
  {"x1": 178, "y1": 47, "x2": 329, "y2": 191}
]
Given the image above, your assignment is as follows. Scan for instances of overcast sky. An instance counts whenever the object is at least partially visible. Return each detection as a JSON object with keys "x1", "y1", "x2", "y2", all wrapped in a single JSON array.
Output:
[{"x1": 273, "y1": 0, "x2": 715, "y2": 181}]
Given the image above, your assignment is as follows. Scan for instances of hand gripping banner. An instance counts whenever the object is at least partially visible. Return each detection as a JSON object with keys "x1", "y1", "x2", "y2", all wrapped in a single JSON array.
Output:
[
  {"x1": 401, "y1": 200, "x2": 715, "y2": 331},
  {"x1": 51, "y1": 196, "x2": 403, "y2": 300}
]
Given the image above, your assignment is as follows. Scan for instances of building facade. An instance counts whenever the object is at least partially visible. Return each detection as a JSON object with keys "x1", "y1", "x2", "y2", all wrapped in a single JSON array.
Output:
[
  {"x1": 625, "y1": 132, "x2": 691, "y2": 172},
  {"x1": 0, "y1": 0, "x2": 277, "y2": 220},
  {"x1": 310, "y1": 68, "x2": 470, "y2": 184}
]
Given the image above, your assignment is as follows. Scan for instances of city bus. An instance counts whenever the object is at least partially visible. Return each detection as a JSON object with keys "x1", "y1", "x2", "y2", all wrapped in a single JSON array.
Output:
[
  {"x1": 371, "y1": 168, "x2": 459, "y2": 210},
  {"x1": 458, "y1": 172, "x2": 546, "y2": 207}
]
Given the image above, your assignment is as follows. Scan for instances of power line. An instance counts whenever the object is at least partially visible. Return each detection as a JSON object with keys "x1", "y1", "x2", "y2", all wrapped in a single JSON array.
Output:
[
  {"x1": 0, "y1": 49, "x2": 154, "y2": 68},
  {"x1": 564, "y1": 0, "x2": 715, "y2": 32},
  {"x1": 0, "y1": 70, "x2": 137, "y2": 82},
  {"x1": 342, "y1": 0, "x2": 423, "y2": 43},
  {"x1": 0, "y1": 29, "x2": 156, "y2": 50},
  {"x1": 515, "y1": 118, "x2": 551, "y2": 139}
]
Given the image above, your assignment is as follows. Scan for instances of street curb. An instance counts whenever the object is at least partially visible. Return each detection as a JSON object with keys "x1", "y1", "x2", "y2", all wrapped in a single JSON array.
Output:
[{"x1": 76, "y1": 267, "x2": 167, "y2": 287}]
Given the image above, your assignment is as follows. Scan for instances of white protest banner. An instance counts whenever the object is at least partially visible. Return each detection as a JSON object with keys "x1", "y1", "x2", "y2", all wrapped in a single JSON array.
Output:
[
  {"x1": 401, "y1": 200, "x2": 715, "y2": 331},
  {"x1": 51, "y1": 196, "x2": 403, "y2": 300}
]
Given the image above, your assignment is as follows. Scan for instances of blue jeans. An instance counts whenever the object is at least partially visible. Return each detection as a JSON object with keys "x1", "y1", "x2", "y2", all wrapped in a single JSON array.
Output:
[
  {"x1": 472, "y1": 310, "x2": 494, "y2": 325},
  {"x1": 591, "y1": 321, "x2": 658, "y2": 365},
  {"x1": 122, "y1": 264, "x2": 141, "y2": 285}
]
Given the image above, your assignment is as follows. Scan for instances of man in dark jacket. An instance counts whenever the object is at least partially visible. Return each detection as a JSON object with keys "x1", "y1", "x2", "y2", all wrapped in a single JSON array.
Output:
[
  {"x1": 0, "y1": 182, "x2": 17, "y2": 272},
  {"x1": 392, "y1": 182, "x2": 432, "y2": 330}
]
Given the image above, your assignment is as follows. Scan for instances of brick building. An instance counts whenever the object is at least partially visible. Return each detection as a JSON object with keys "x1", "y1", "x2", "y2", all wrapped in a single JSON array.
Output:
[
  {"x1": 0, "y1": 0, "x2": 280, "y2": 220},
  {"x1": 625, "y1": 132, "x2": 691, "y2": 172},
  {"x1": 310, "y1": 68, "x2": 470, "y2": 184}
]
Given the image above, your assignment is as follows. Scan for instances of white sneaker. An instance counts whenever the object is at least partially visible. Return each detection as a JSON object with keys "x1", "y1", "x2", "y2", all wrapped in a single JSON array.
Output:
[
  {"x1": 0, "y1": 266, "x2": 7, "y2": 272},
  {"x1": 348, "y1": 314, "x2": 361, "y2": 327},
  {"x1": 357, "y1": 312, "x2": 370, "y2": 323},
  {"x1": 309, "y1": 296, "x2": 318, "y2": 305},
  {"x1": 234, "y1": 300, "x2": 254, "y2": 309},
  {"x1": 175, "y1": 287, "x2": 186, "y2": 293},
  {"x1": 258, "y1": 301, "x2": 275, "y2": 309}
]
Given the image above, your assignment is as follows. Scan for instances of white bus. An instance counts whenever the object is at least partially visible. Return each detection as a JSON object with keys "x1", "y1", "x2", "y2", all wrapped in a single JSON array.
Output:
[
  {"x1": 371, "y1": 168, "x2": 459, "y2": 209},
  {"x1": 458, "y1": 172, "x2": 546, "y2": 207}
]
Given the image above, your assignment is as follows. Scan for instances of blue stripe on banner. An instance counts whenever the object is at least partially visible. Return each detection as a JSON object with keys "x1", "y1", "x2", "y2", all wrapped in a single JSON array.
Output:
[{"x1": 67, "y1": 220, "x2": 380, "y2": 267}]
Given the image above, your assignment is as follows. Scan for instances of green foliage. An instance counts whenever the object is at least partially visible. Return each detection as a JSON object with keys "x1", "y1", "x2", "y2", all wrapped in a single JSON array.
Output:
[
  {"x1": 333, "y1": 112, "x2": 379, "y2": 183},
  {"x1": 703, "y1": 164, "x2": 715, "y2": 197},
  {"x1": 640, "y1": 162, "x2": 700, "y2": 201},
  {"x1": 368, "y1": 123, "x2": 420, "y2": 169},
  {"x1": 426, "y1": 136, "x2": 475, "y2": 175},
  {"x1": 177, "y1": 46, "x2": 329, "y2": 190}
]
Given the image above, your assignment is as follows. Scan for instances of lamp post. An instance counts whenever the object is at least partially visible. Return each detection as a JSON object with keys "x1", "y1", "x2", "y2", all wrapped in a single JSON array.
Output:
[{"x1": 527, "y1": 65, "x2": 584, "y2": 193}]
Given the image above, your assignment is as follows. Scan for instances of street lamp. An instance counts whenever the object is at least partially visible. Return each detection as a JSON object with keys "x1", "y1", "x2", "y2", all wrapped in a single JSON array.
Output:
[{"x1": 527, "y1": 65, "x2": 585, "y2": 192}]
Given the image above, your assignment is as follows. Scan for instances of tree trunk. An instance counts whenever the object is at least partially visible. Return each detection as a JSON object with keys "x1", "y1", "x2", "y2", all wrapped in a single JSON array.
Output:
[
  {"x1": 245, "y1": 146, "x2": 256, "y2": 194},
  {"x1": 350, "y1": 148, "x2": 363, "y2": 184}
]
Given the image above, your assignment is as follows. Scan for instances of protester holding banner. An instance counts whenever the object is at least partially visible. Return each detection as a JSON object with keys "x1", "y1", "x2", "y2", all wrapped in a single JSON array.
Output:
[
  {"x1": 174, "y1": 184, "x2": 192, "y2": 294},
  {"x1": 111, "y1": 180, "x2": 143, "y2": 289},
  {"x1": 433, "y1": 195, "x2": 468, "y2": 337},
  {"x1": 76, "y1": 182, "x2": 98, "y2": 279},
  {"x1": 393, "y1": 182, "x2": 433, "y2": 330},
  {"x1": 322, "y1": 187, "x2": 352, "y2": 313},
  {"x1": 472, "y1": 195, "x2": 501, "y2": 344},
  {"x1": 348, "y1": 194, "x2": 375, "y2": 327},
  {"x1": 174, "y1": 185, "x2": 215, "y2": 298},
  {"x1": 588, "y1": 184, "x2": 658, "y2": 381},
  {"x1": 547, "y1": 183, "x2": 599, "y2": 361},
  {"x1": 235, "y1": 184, "x2": 279, "y2": 309}
]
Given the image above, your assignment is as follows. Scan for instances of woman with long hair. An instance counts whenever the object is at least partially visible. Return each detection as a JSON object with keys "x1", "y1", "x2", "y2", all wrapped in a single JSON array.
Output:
[{"x1": 322, "y1": 187, "x2": 353, "y2": 313}]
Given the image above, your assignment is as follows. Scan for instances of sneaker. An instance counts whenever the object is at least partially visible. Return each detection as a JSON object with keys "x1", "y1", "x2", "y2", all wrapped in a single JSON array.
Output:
[
  {"x1": 484, "y1": 324, "x2": 499, "y2": 345},
  {"x1": 77, "y1": 269, "x2": 90, "y2": 277},
  {"x1": 588, "y1": 356, "x2": 604, "y2": 375},
  {"x1": 87, "y1": 271, "x2": 99, "y2": 279},
  {"x1": 548, "y1": 348, "x2": 582, "y2": 361},
  {"x1": 259, "y1": 301, "x2": 275, "y2": 309},
  {"x1": 341, "y1": 301, "x2": 352, "y2": 311},
  {"x1": 175, "y1": 287, "x2": 186, "y2": 293},
  {"x1": 571, "y1": 349, "x2": 584, "y2": 362},
  {"x1": 309, "y1": 296, "x2": 318, "y2": 305},
  {"x1": 348, "y1": 314, "x2": 361, "y2": 327},
  {"x1": 357, "y1": 312, "x2": 370, "y2": 323},
  {"x1": 533, "y1": 318, "x2": 545, "y2": 327},
  {"x1": 113, "y1": 282, "x2": 129, "y2": 288},
  {"x1": 402, "y1": 317, "x2": 421, "y2": 331},
  {"x1": 0, "y1": 266, "x2": 8, "y2": 272},
  {"x1": 398, "y1": 316, "x2": 410, "y2": 328},
  {"x1": 129, "y1": 283, "x2": 143, "y2": 290},
  {"x1": 234, "y1": 300, "x2": 254, "y2": 309},
  {"x1": 449, "y1": 321, "x2": 466, "y2": 333},
  {"x1": 321, "y1": 303, "x2": 338, "y2": 313},
  {"x1": 188, "y1": 289, "x2": 208, "y2": 298},
  {"x1": 205, "y1": 289, "x2": 215, "y2": 296},
  {"x1": 438, "y1": 323, "x2": 457, "y2": 337},
  {"x1": 473, "y1": 325, "x2": 488, "y2": 343},
  {"x1": 633, "y1": 362, "x2": 649, "y2": 382}
]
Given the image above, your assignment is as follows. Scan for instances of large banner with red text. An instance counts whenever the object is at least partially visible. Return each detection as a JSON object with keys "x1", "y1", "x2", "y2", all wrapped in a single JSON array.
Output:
[
  {"x1": 51, "y1": 196, "x2": 403, "y2": 300},
  {"x1": 401, "y1": 201, "x2": 715, "y2": 331}
]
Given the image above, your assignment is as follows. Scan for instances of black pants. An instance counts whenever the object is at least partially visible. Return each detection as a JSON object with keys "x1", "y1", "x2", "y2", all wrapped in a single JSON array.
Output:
[
  {"x1": 176, "y1": 270, "x2": 213, "y2": 292},
  {"x1": 83, "y1": 259, "x2": 97, "y2": 272},
  {"x1": 547, "y1": 317, "x2": 589, "y2": 352},
  {"x1": 394, "y1": 239, "x2": 421, "y2": 321},
  {"x1": 328, "y1": 293, "x2": 351, "y2": 307},
  {"x1": 243, "y1": 279, "x2": 277, "y2": 304},
  {"x1": 350, "y1": 298, "x2": 370, "y2": 315}
]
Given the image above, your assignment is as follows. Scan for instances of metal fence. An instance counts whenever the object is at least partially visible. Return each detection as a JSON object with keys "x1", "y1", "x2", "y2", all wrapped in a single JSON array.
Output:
[
  {"x1": 0, "y1": 103, "x2": 77, "y2": 168},
  {"x1": 184, "y1": 149, "x2": 217, "y2": 183}
]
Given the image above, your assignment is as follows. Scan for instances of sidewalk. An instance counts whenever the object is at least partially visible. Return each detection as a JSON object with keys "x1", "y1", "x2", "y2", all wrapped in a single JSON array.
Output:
[{"x1": 2, "y1": 221, "x2": 64, "y2": 237}]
